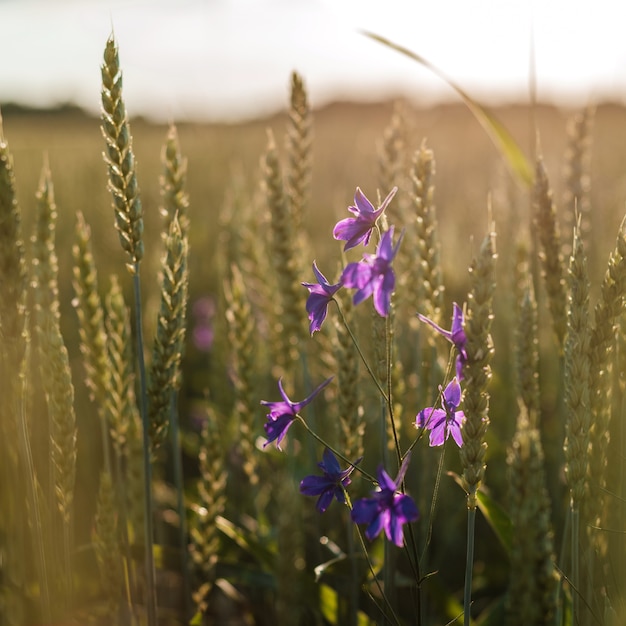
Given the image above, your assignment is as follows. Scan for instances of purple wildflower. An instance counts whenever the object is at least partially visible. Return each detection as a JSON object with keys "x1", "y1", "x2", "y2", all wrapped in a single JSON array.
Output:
[
  {"x1": 333, "y1": 186, "x2": 397, "y2": 251},
  {"x1": 192, "y1": 296, "x2": 216, "y2": 352},
  {"x1": 416, "y1": 302, "x2": 468, "y2": 380},
  {"x1": 260, "y1": 377, "x2": 332, "y2": 450},
  {"x1": 299, "y1": 448, "x2": 360, "y2": 512},
  {"x1": 341, "y1": 226, "x2": 402, "y2": 317},
  {"x1": 351, "y1": 453, "x2": 419, "y2": 547},
  {"x1": 302, "y1": 262, "x2": 343, "y2": 335},
  {"x1": 416, "y1": 377, "x2": 466, "y2": 448}
]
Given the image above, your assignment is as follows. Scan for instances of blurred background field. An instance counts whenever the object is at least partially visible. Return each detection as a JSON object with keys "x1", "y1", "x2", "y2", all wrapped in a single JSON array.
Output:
[{"x1": 7, "y1": 99, "x2": 626, "y2": 294}]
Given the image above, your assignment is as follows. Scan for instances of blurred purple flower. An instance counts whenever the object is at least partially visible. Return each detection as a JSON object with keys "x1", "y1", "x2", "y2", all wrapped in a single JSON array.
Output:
[
  {"x1": 299, "y1": 448, "x2": 360, "y2": 512},
  {"x1": 192, "y1": 295, "x2": 216, "y2": 352},
  {"x1": 333, "y1": 186, "x2": 397, "y2": 251},
  {"x1": 302, "y1": 262, "x2": 343, "y2": 335},
  {"x1": 416, "y1": 377, "x2": 466, "y2": 448},
  {"x1": 341, "y1": 226, "x2": 402, "y2": 317},
  {"x1": 260, "y1": 377, "x2": 332, "y2": 450},
  {"x1": 351, "y1": 453, "x2": 419, "y2": 547},
  {"x1": 416, "y1": 302, "x2": 467, "y2": 380}
]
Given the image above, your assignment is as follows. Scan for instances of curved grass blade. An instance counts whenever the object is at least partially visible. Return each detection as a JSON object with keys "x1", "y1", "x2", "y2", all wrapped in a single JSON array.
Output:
[{"x1": 362, "y1": 31, "x2": 533, "y2": 187}]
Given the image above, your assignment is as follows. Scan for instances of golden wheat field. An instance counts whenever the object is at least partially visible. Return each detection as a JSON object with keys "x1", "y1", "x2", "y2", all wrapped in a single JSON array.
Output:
[{"x1": 1, "y1": 54, "x2": 625, "y2": 626}]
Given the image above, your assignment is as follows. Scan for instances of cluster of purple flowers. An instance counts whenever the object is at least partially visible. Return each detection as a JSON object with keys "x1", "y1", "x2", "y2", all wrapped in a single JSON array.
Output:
[{"x1": 260, "y1": 186, "x2": 469, "y2": 548}]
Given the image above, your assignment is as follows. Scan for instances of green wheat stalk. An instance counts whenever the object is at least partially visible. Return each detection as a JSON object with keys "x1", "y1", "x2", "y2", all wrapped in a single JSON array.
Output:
[
  {"x1": 563, "y1": 217, "x2": 591, "y2": 625},
  {"x1": 505, "y1": 404, "x2": 558, "y2": 626},
  {"x1": 100, "y1": 34, "x2": 155, "y2": 625},
  {"x1": 459, "y1": 224, "x2": 497, "y2": 626},
  {"x1": 72, "y1": 211, "x2": 112, "y2": 472},
  {"x1": 286, "y1": 70, "x2": 312, "y2": 237}
]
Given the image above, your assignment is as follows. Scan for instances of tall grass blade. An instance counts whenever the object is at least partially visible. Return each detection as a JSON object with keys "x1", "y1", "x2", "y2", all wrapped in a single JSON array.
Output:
[{"x1": 362, "y1": 32, "x2": 533, "y2": 186}]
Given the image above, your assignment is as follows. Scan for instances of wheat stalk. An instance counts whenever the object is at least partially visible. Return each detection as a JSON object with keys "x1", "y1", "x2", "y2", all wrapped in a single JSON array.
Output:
[
  {"x1": 286, "y1": 71, "x2": 312, "y2": 236},
  {"x1": 460, "y1": 226, "x2": 497, "y2": 505},
  {"x1": 224, "y1": 264, "x2": 259, "y2": 485},
  {"x1": 532, "y1": 157, "x2": 567, "y2": 351},
  {"x1": 189, "y1": 411, "x2": 227, "y2": 612},
  {"x1": 101, "y1": 35, "x2": 144, "y2": 269},
  {"x1": 506, "y1": 405, "x2": 557, "y2": 626},
  {"x1": 263, "y1": 130, "x2": 307, "y2": 365},
  {"x1": 160, "y1": 124, "x2": 190, "y2": 236},
  {"x1": 147, "y1": 215, "x2": 189, "y2": 450}
]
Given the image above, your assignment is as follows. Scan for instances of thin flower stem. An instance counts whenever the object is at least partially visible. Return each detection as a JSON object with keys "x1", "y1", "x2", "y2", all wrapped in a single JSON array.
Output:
[
  {"x1": 342, "y1": 487, "x2": 402, "y2": 626},
  {"x1": 334, "y1": 299, "x2": 389, "y2": 403},
  {"x1": 383, "y1": 534, "x2": 394, "y2": 626},
  {"x1": 421, "y1": 443, "x2": 446, "y2": 565},
  {"x1": 385, "y1": 314, "x2": 402, "y2": 467},
  {"x1": 296, "y1": 416, "x2": 376, "y2": 484},
  {"x1": 571, "y1": 504, "x2": 580, "y2": 625},
  {"x1": 132, "y1": 267, "x2": 158, "y2": 626},
  {"x1": 170, "y1": 391, "x2": 192, "y2": 621},
  {"x1": 463, "y1": 506, "x2": 476, "y2": 626},
  {"x1": 346, "y1": 516, "x2": 358, "y2": 626}
]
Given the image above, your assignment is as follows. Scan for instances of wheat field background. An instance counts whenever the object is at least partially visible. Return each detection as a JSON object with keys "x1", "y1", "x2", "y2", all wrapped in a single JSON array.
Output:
[{"x1": 1, "y1": 87, "x2": 625, "y2": 625}]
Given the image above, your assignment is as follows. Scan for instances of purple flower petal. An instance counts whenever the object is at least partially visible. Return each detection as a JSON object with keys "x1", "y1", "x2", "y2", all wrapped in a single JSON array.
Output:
[
  {"x1": 300, "y1": 448, "x2": 358, "y2": 512},
  {"x1": 341, "y1": 227, "x2": 400, "y2": 317},
  {"x1": 449, "y1": 418, "x2": 465, "y2": 448},
  {"x1": 443, "y1": 378, "x2": 462, "y2": 410},
  {"x1": 261, "y1": 377, "x2": 333, "y2": 450},
  {"x1": 416, "y1": 303, "x2": 467, "y2": 380},
  {"x1": 415, "y1": 378, "x2": 466, "y2": 448},
  {"x1": 302, "y1": 262, "x2": 343, "y2": 334},
  {"x1": 352, "y1": 453, "x2": 418, "y2": 546},
  {"x1": 333, "y1": 186, "x2": 397, "y2": 251}
]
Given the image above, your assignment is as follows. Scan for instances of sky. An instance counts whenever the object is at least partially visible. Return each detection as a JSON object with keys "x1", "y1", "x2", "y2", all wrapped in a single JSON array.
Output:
[{"x1": 2, "y1": 0, "x2": 626, "y2": 122}]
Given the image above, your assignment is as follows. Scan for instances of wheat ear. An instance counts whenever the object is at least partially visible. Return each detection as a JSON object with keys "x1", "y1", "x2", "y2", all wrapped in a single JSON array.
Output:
[
  {"x1": 101, "y1": 35, "x2": 144, "y2": 269},
  {"x1": 72, "y1": 211, "x2": 112, "y2": 470},
  {"x1": 100, "y1": 34, "x2": 156, "y2": 624},
  {"x1": 286, "y1": 71, "x2": 312, "y2": 235},
  {"x1": 411, "y1": 140, "x2": 444, "y2": 322},
  {"x1": 160, "y1": 124, "x2": 190, "y2": 235},
  {"x1": 588, "y1": 217, "x2": 626, "y2": 512},
  {"x1": 224, "y1": 264, "x2": 259, "y2": 485},
  {"x1": 104, "y1": 274, "x2": 139, "y2": 460},
  {"x1": 147, "y1": 215, "x2": 189, "y2": 450},
  {"x1": 506, "y1": 404, "x2": 557, "y2": 626},
  {"x1": 563, "y1": 218, "x2": 591, "y2": 624},
  {"x1": 460, "y1": 226, "x2": 497, "y2": 505},
  {"x1": 0, "y1": 114, "x2": 26, "y2": 341},
  {"x1": 94, "y1": 469, "x2": 124, "y2": 622},
  {"x1": 532, "y1": 157, "x2": 567, "y2": 350},
  {"x1": 515, "y1": 281, "x2": 541, "y2": 423},
  {"x1": 31, "y1": 161, "x2": 60, "y2": 330},
  {"x1": 263, "y1": 130, "x2": 306, "y2": 364},
  {"x1": 460, "y1": 224, "x2": 496, "y2": 626},
  {"x1": 189, "y1": 412, "x2": 227, "y2": 612},
  {"x1": 562, "y1": 107, "x2": 594, "y2": 247}
]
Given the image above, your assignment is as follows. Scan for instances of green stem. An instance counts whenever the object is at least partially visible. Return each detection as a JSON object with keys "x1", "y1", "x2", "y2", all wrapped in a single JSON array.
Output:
[
  {"x1": 347, "y1": 516, "x2": 358, "y2": 626},
  {"x1": 170, "y1": 391, "x2": 191, "y2": 621},
  {"x1": 571, "y1": 504, "x2": 580, "y2": 625},
  {"x1": 334, "y1": 300, "x2": 389, "y2": 403},
  {"x1": 16, "y1": 345, "x2": 51, "y2": 623},
  {"x1": 385, "y1": 314, "x2": 402, "y2": 468},
  {"x1": 349, "y1": 505, "x2": 401, "y2": 626},
  {"x1": 132, "y1": 267, "x2": 158, "y2": 626},
  {"x1": 63, "y1": 517, "x2": 73, "y2": 608},
  {"x1": 463, "y1": 506, "x2": 476, "y2": 626},
  {"x1": 420, "y1": 443, "x2": 446, "y2": 565},
  {"x1": 297, "y1": 417, "x2": 376, "y2": 484}
]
